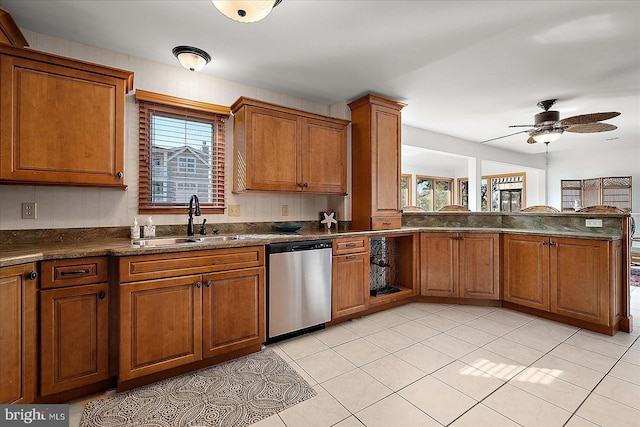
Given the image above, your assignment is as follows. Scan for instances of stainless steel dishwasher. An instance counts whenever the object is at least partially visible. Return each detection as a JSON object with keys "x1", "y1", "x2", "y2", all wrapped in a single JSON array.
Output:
[{"x1": 267, "y1": 239, "x2": 332, "y2": 342}]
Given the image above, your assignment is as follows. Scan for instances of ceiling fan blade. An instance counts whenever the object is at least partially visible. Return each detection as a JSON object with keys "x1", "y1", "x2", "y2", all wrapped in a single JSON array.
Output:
[
  {"x1": 561, "y1": 112, "x2": 620, "y2": 125},
  {"x1": 565, "y1": 123, "x2": 617, "y2": 133},
  {"x1": 480, "y1": 129, "x2": 530, "y2": 144},
  {"x1": 527, "y1": 136, "x2": 537, "y2": 144},
  {"x1": 508, "y1": 124, "x2": 536, "y2": 128}
]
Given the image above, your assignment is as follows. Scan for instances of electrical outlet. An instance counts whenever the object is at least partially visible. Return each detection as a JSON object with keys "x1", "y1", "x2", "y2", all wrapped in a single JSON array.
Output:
[
  {"x1": 22, "y1": 202, "x2": 37, "y2": 219},
  {"x1": 228, "y1": 204, "x2": 240, "y2": 217},
  {"x1": 282, "y1": 204, "x2": 289, "y2": 216},
  {"x1": 585, "y1": 219, "x2": 603, "y2": 227}
]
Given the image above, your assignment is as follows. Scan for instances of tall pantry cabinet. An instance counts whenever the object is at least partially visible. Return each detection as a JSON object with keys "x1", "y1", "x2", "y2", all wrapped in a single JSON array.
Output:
[{"x1": 349, "y1": 94, "x2": 406, "y2": 230}]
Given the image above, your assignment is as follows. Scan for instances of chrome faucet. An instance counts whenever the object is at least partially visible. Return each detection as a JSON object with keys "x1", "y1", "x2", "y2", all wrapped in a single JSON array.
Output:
[{"x1": 187, "y1": 194, "x2": 201, "y2": 236}]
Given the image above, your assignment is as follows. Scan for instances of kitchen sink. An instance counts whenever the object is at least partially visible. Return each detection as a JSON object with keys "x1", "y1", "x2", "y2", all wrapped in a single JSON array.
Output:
[{"x1": 132, "y1": 235, "x2": 240, "y2": 247}]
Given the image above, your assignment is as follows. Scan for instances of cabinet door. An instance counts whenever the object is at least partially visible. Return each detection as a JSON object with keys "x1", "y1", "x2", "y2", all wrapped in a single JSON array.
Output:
[
  {"x1": 202, "y1": 267, "x2": 265, "y2": 358},
  {"x1": 550, "y1": 238, "x2": 610, "y2": 325},
  {"x1": 420, "y1": 233, "x2": 458, "y2": 297},
  {"x1": 301, "y1": 118, "x2": 347, "y2": 194},
  {"x1": 459, "y1": 234, "x2": 500, "y2": 299},
  {"x1": 332, "y1": 253, "x2": 369, "y2": 318},
  {"x1": 245, "y1": 106, "x2": 300, "y2": 192},
  {"x1": 0, "y1": 55, "x2": 126, "y2": 187},
  {"x1": 0, "y1": 263, "x2": 37, "y2": 404},
  {"x1": 371, "y1": 104, "x2": 401, "y2": 216},
  {"x1": 119, "y1": 275, "x2": 202, "y2": 381},
  {"x1": 502, "y1": 234, "x2": 550, "y2": 311},
  {"x1": 40, "y1": 283, "x2": 109, "y2": 395}
]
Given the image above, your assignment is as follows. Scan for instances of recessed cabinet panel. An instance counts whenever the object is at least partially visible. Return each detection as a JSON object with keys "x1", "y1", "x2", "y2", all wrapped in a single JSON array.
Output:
[
  {"x1": 202, "y1": 267, "x2": 264, "y2": 358},
  {"x1": 374, "y1": 106, "x2": 401, "y2": 213},
  {"x1": 0, "y1": 263, "x2": 37, "y2": 404},
  {"x1": 0, "y1": 47, "x2": 132, "y2": 187},
  {"x1": 332, "y1": 252, "x2": 369, "y2": 318},
  {"x1": 119, "y1": 275, "x2": 203, "y2": 381},
  {"x1": 247, "y1": 107, "x2": 299, "y2": 192},
  {"x1": 502, "y1": 234, "x2": 549, "y2": 310},
  {"x1": 459, "y1": 234, "x2": 500, "y2": 299},
  {"x1": 420, "y1": 233, "x2": 458, "y2": 297},
  {"x1": 40, "y1": 283, "x2": 109, "y2": 395},
  {"x1": 232, "y1": 97, "x2": 349, "y2": 194},
  {"x1": 302, "y1": 119, "x2": 347, "y2": 194},
  {"x1": 550, "y1": 238, "x2": 610, "y2": 324}
]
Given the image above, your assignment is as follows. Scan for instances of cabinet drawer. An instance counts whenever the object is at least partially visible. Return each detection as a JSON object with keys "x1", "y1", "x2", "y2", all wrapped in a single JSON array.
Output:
[
  {"x1": 371, "y1": 216, "x2": 402, "y2": 230},
  {"x1": 333, "y1": 237, "x2": 369, "y2": 255},
  {"x1": 40, "y1": 257, "x2": 108, "y2": 289},
  {"x1": 118, "y1": 246, "x2": 265, "y2": 282}
]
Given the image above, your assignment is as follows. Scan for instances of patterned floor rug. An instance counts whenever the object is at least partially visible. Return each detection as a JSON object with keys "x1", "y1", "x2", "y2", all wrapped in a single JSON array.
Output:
[{"x1": 80, "y1": 349, "x2": 316, "y2": 427}]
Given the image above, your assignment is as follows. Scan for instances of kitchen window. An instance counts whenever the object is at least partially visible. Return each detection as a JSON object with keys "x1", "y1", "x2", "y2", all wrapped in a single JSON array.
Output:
[
  {"x1": 416, "y1": 176, "x2": 453, "y2": 211},
  {"x1": 136, "y1": 90, "x2": 230, "y2": 214}
]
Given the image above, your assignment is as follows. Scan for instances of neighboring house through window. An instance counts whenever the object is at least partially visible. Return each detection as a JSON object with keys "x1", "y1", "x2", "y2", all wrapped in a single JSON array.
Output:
[{"x1": 136, "y1": 90, "x2": 230, "y2": 214}]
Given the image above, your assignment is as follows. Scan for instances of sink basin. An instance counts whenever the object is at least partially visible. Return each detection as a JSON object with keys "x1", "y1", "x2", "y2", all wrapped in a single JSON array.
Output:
[{"x1": 132, "y1": 235, "x2": 240, "y2": 247}]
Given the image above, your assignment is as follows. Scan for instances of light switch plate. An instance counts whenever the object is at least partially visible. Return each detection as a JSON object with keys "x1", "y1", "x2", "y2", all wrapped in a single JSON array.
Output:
[
  {"x1": 228, "y1": 204, "x2": 240, "y2": 217},
  {"x1": 22, "y1": 202, "x2": 36, "y2": 219},
  {"x1": 585, "y1": 219, "x2": 603, "y2": 227}
]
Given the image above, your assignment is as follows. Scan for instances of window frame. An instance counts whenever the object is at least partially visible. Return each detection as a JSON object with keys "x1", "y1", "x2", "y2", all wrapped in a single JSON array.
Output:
[
  {"x1": 400, "y1": 174, "x2": 412, "y2": 208},
  {"x1": 136, "y1": 89, "x2": 230, "y2": 215},
  {"x1": 416, "y1": 175, "x2": 453, "y2": 211}
]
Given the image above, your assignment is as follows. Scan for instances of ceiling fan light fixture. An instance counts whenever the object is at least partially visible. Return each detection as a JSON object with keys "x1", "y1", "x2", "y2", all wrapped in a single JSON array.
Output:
[
  {"x1": 212, "y1": 0, "x2": 282, "y2": 23},
  {"x1": 531, "y1": 129, "x2": 563, "y2": 144},
  {"x1": 172, "y1": 46, "x2": 211, "y2": 71}
]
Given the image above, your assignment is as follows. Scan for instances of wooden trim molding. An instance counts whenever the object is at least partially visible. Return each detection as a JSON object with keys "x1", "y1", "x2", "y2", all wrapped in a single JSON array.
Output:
[
  {"x1": 135, "y1": 89, "x2": 231, "y2": 116},
  {"x1": 0, "y1": 8, "x2": 28, "y2": 47}
]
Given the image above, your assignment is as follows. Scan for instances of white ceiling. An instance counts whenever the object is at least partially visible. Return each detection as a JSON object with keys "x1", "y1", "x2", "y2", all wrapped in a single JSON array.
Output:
[{"x1": 2, "y1": 0, "x2": 638, "y2": 156}]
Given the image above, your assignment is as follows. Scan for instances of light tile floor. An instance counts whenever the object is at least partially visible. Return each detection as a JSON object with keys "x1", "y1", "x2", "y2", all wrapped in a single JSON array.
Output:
[{"x1": 69, "y1": 285, "x2": 640, "y2": 427}]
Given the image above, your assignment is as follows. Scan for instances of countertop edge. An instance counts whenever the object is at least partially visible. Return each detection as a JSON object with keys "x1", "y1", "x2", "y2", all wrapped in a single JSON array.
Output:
[{"x1": 0, "y1": 227, "x2": 623, "y2": 268}]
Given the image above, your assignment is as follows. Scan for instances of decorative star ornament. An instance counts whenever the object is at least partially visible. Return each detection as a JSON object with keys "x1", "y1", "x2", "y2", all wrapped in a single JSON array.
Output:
[{"x1": 321, "y1": 212, "x2": 337, "y2": 229}]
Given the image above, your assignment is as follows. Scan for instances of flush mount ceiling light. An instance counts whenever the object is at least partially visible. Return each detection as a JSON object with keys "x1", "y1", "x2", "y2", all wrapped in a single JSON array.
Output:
[
  {"x1": 212, "y1": 0, "x2": 282, "y2": 23},
  {"x1": 172, "y1": 46, "x2": 211, "y2": 71}
]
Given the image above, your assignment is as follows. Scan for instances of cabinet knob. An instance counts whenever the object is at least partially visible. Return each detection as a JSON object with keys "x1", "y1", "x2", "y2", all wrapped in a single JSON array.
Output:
[
  {"x1": 116, "y1": 171, "x2": 124, "y2": 179},
  {"x1": 98, "y1": 291, "x2": 106, "y2": 300},
  {"x1": 195, "y1": 281, "x2": 201, "y2": 289},
  {"x1": 26, "y1": 271, "x2": 38, "y2": 281},
  {"x1": 205, "y1": 280, "x2": 211, "y2": 288},
  {"x1": 297, "y1": 182, "x2": 303, "y2": 188},
  {"x1": 542, "y1": 241, "x2": 547, "y2": 246},
  {"x1": 549, "y1": 241, "x2": 557, "y2": 246},
  {"x1": 303, "y1": 182, "x2": 309, "y2": 188}
]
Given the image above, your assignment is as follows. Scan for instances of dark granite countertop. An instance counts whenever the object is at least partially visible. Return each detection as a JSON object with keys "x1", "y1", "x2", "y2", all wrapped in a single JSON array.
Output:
[{"x1": 0, "y1": 226, "x2": 623, "y2": 268}]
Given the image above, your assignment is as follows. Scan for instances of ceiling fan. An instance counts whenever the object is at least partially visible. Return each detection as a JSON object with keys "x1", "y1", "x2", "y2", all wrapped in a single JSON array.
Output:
[{"x1": 481, "y1": 99, "x2": 620, "y2": 144}]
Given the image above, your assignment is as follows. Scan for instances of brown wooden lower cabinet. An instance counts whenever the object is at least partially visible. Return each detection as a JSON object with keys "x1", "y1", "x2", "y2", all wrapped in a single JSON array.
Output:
[
  {"x1": 40, "y1": 283, "x2": 109, "y2": 395},
  {"x1": 503, "y1": 234, "x2": 621, "y2": 327},
  {"x1": 118, "y1": 247, "x2": 265, "y2": 383},
  {"x1": 332, "y1": 237, "x2": 370, "y2": 319},
  {"x1": 0, "y1": 263, "x2": 38, "y2": 404},
  {"x1": 420, "y1": 232, "x2": 499, "y2": 299}
]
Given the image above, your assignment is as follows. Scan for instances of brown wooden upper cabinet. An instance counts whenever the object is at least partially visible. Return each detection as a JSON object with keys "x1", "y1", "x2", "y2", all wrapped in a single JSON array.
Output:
[
  {"x1": 349, "y1": 94, "x2": 406, "y2": 230},
  {"x1": 0, "y1": 44, "x2": 134, "y2": 188},
  {"x1": 232, "y1": 97, "x2": 349, "y2": 194}
]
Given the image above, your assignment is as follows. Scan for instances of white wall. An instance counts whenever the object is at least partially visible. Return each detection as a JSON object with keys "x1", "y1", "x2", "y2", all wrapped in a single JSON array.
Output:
[
  {"x1": 547, "y1": 142, "x2": 640, "y2": 213},
  {"x1": 401, "y1": 127, "x2": 548, "y2": 209},
  {"x1": 0, "y1": 31, "x2": 342, "y2": 230}
]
